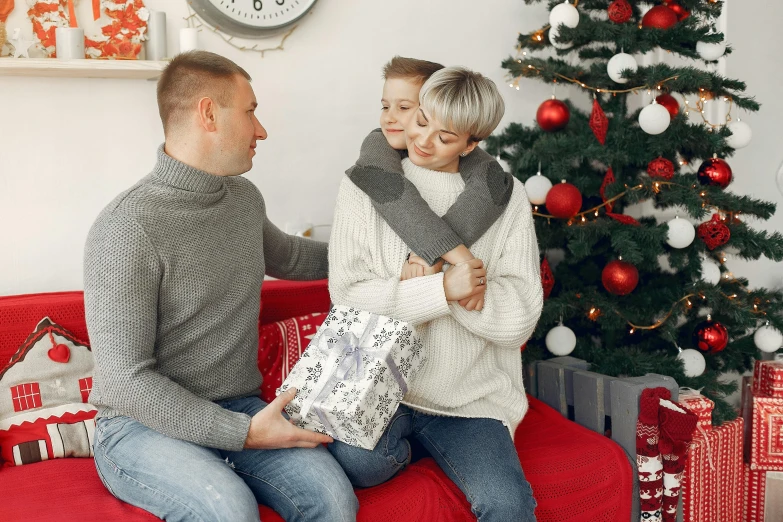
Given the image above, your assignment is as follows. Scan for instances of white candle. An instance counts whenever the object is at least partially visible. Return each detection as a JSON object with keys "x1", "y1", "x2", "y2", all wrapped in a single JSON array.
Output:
[
  {"x1": 145, "y1": 10, "x2": 167, "y2": 60},
  {"x1": 55, "y1": 27, "x2": 85, "y2": 60},
  {"x1": 179, "y1": 28, "x2": 199, "y2": 54}
]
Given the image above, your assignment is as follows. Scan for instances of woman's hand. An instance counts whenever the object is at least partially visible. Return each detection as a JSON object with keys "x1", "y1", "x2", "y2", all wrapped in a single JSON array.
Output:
[
  {"x1": 458, "y1": 295, "x2": 485, "y2": 312},
  {"x1": 443, "y1": 259, "x2": 487, "y2": 301}
]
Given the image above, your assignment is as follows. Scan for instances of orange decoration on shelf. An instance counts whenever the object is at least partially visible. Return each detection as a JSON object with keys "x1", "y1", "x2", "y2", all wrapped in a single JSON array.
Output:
[
  {"x1": 85, "y1": 0, "x2": 148, "y2": 59},
  {"x1": 0, "y1": 0, "x2": 14, "y2": 22}
]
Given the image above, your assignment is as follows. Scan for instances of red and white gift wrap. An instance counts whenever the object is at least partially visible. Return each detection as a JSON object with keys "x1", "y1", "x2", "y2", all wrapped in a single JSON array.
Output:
[
  {"x1": 753, "y1": 359, "x2": 783, "y2": 398},
  {"x1": 748, "y1": 395, "x2": 783, "y2": 471},
  {"x1": 743, "y1": 463, "x2": 765, "y2": 522},
  {"x1": 678, "y1": 389, "x2": 714, "y2": 431},
  {"x1": 682, "y1": 417, "x2": 743, "y2": 522}
]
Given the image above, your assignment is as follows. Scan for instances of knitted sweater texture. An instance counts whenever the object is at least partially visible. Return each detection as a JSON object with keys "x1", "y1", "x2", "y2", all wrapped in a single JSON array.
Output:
[
  {"x1": 329, "y1": 158, "x2": 542, "y2": 436},
  {"x1": 83, "y1": 146, "x2": 328, "y2": 451}
]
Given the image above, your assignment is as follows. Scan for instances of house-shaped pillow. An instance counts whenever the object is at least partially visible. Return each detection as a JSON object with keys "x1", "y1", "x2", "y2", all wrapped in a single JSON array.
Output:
[{"x1": 0, "y1": 318, "x2": 96, "y2": 467}]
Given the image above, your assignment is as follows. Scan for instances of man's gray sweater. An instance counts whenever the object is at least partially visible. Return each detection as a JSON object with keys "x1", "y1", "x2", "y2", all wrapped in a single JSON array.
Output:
[{"x1": 83, "y1": 147, "x2": 328, "y2": 452}]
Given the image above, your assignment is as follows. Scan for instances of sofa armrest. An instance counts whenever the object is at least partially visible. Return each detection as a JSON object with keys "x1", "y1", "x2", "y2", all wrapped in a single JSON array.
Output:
[{"x1": 260, "y1": 280, "x2": 330, "y2": 325}]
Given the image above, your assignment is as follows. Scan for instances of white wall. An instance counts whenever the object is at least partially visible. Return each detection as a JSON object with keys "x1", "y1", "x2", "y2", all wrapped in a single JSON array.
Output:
[{"x1": 1, "y1": 0, "x2": 781, "y2": 296}]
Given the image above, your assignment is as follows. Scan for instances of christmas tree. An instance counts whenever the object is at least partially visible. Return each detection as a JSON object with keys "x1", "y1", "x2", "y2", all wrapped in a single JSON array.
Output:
[{"x1": 484, "y1": 0, "x2": 783, "y2": 424}]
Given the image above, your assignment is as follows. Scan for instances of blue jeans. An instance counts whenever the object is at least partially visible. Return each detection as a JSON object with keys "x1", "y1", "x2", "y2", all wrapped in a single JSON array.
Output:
[
  {"x1": 93, "y1": 396, "x2": 358, "y2": 522},
  {"x1": 328, "y1": 405, "x2": 537, "y2": 522}
]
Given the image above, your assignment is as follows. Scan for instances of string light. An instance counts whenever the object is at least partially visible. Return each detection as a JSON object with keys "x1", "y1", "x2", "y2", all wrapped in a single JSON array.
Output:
[{"x1": 512, "y1": 63, "x2": 680, "y2": 95}]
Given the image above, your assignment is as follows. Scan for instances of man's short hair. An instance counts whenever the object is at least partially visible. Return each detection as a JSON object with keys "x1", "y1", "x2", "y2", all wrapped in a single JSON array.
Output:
[
  {"x1": 382, "y1": 56, "x2": 444, "y2": 85},
  {"x1": 157, "y1": 51, "x2": 252, "y2": 135},
  {"x1": 419, "y1": 66, "x2": 505, "y2": 143}
]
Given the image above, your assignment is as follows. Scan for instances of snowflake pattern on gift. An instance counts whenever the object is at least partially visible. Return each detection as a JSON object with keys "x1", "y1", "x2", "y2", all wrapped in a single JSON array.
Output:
[
  {"x1": 377, "y1": 391, "x2": 393, "y2": 413},
  {"x1": 373, "y1": 327, "x2": 397, "y2": 348},
  {"x1": 368, "y1": 361, "x2": 388, "y2": 386},
  {"x1": 306, "y1": 362, "x2": 323, "y2": 383},
  {"x1": 397, "y1": 356, "x2": 413, "y2": 375}
]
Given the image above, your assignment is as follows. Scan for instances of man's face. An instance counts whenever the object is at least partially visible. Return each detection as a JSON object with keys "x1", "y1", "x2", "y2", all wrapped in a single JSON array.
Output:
[
  {"x1": 215, "y1": 76, "x2": 267, "y2": 176},
  {"x1": 405, "y1": 106, "x2": 476, "y2": 173},
  {"x1": 380, "y1": 78, "x2": 421, "y2": 150}
]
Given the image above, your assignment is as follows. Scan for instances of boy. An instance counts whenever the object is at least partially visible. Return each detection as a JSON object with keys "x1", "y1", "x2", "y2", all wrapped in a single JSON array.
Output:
[{"x1": 347, "y1": 56, "x2": 513, "y2": 310}]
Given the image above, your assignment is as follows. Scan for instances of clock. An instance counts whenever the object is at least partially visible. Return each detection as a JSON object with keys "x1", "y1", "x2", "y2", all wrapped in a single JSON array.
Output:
[{"x1": 188, "y1": 0, "x2": 318, "y2": 39}]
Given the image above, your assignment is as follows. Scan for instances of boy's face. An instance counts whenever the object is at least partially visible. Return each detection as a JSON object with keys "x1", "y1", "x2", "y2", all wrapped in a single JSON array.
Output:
[{"x1": 380, "y1": 78, "x2": 421, "y2": 149}]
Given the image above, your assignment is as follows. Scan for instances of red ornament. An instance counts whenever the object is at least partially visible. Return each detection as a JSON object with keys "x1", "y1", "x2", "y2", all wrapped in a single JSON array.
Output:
[
  {"x1": 693, "y1": 319, "x2": 729, "y2": 353},
  {"x1": 590, "y1": 98, "x2": 609, "y2": 145},
  {"x1": 697, "y1": 214, "x2": 731, "y2": 250},
  {"x1": 697, "y1": 157, "x2": 733, "y2": 189},
  {"x1": 600, "y1": 167, "x2": 616, "y2": 212},
  {"x1": 546, "y1": 182, "x2": 582, "y2": 219},
  {"x1": 666, "y1": 1, "x2": 690, "y2": 21},
  {"x1": 642, "y1": 5, "x2": 678, "y2": 29},
  {"x1": 655, "y1": 93, "x2": 680, "y2": 119},
  {"x1": 46, "y1": 330, "x2": 70, "y2": 363},
  {"x1": 607, "y1": 0, "x2": 632, "y2": 24},
  {"x1": 537, "y1": 98, "x2": 570, "y2": 132},
  {"x1": 602, "y1": 259, "x2": 639, "y2": 295},
  {"x1": 606, "y1": 213, "x2": 641, "y2": 226},
  {"x1": 541, "y1": 258, "x2": 555, "y2": 299},
  {"x1": 647, "y1": 157, "x2": 675, "y2": 180}
]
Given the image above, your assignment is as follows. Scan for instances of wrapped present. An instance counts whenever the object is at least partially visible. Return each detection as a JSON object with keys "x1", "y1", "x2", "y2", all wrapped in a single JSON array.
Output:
[
  {"x1": 743, "y1": 464, "x2": 783, "y2": 521},
  {"x1": 753, "y1": 359, "x2": 783, "y2": 398},
  {"x1": 748, "y1": 395, "x2": 783, "y2": 471},
  {"x1": 678, "y1": 388, "x2": 714, "y2": 431},
  {"x1": 682, "y1": 417, "x2": 743, "y2": 522},
  {"x1": 279, "y1": 306, "x2": 424, "y2": 450}
]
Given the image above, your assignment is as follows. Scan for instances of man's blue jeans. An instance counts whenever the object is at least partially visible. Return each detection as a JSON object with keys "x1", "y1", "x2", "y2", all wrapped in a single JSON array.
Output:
[
  {"x1": 328, "y1": 404, "x2": 537, "y2": 522},
  {"x1": 93, "y1": 396, "x2": 358, "y2": 522}
]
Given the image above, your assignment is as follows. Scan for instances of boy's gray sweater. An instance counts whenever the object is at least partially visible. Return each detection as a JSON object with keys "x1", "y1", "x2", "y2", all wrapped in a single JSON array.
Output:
[{"x1": 83, "y1": 146, "x2": 327, "y2": 451}]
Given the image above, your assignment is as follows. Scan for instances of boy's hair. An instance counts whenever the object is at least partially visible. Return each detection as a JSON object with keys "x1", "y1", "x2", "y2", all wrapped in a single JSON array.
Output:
[
  {"x1": 419, "y1": 66, "x2": 505, "y2": 143},
  {"x1": 157, "y1": 50, "x2": 252, "y2": 135},
  {"x1": 382, "y1": 56, "x2": 444, "y2": 85}
]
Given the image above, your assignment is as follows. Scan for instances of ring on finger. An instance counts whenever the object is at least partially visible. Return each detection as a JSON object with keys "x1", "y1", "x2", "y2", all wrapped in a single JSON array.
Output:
[{"x1": 479, "y1": 278, "x2": 485, "y2": 286}]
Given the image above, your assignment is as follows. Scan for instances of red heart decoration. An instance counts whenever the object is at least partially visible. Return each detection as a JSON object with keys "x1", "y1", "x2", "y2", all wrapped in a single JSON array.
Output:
[{"x1": 48, "y1": 343, "x2": 71, "y2": 363}]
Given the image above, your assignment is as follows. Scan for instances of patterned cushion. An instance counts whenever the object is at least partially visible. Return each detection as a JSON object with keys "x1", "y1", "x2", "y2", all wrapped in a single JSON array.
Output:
[
  {"x1": 258, "y1": 312, "x2": 327, "y2": 403},
  {"x1": 0, "y1": 318, "x2": 96, "y2": 467}
]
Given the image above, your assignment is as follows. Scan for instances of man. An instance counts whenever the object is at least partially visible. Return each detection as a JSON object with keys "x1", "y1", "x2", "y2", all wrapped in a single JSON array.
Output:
[{"x1": 84, "y1": 51, "x2": 358, "y2": 522}]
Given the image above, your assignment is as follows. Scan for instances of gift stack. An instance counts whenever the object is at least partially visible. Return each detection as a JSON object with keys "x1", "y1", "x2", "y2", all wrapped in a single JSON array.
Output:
[
  {"x1": 279, "y1": 305, "x2": 424, "y2": 450},
  {"x1": 742, "y1": 360, "x2": 783, "y2": 521},
  {"x1": 679, "y1": 389, "x2": 744, "y2": 522}
]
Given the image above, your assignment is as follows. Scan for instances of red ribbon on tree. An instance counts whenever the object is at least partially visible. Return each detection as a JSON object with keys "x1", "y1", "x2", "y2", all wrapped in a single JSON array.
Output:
[
  {"x1": 590, "y1": 98, "x2": 609, "y2": 145},
  {"x1": 600, "y1": 167, "x2": 616, "y2": 212},
  {"x1": 541, "y1": 258, "x2": 555, "y2": 299},
  {"x1": 607, "y1": 213, "x2": 641, "y2": 226}
]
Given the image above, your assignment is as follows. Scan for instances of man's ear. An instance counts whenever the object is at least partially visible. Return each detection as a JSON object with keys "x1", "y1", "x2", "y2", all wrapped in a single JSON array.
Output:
[{"x1": 197, "y1": 97, "x2": 218, "y2": 132}]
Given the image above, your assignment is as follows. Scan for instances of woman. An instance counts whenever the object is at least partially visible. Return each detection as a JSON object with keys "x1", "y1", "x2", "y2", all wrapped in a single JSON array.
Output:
[{"x1": 328, "y1": 66, "x2": 543, "y2": 521}]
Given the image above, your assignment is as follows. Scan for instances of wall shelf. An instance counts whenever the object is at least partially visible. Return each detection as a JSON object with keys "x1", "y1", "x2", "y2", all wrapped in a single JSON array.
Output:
[{"x1": 0, "y1": 58, "x2": 167, "y2": 80}]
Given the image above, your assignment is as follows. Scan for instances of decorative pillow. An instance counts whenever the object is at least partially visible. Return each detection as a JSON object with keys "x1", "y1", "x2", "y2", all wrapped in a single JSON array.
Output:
[
  {"x1": 0, "y1": 318, "x2": 96, "y2": 467},
  {"x1": 258, "y1": 313, "x2": 327, "y2": 403}
]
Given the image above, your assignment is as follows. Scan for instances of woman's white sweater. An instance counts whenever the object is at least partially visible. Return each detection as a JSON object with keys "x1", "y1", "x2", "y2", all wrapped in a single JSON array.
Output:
[{"x1": 328, "y1": 158, "x2": 543, "y2": 436}]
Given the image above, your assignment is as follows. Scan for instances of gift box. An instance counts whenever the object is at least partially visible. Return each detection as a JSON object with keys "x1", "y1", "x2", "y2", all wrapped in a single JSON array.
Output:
[
  {"x1": 682, "y1": 417, "x2": 743, "y2": 522},
  {"x1": 743, "y1": 464, "x2": 783, "y2": 522},
  {"x1": 279, "y1": 305, "x2": 424, "y2": 450},
  {"x1": 678, "y1": 388, "x2": 714, "y2": 432},
  {"x1": 748, "y1": 395, "x2": 783, "y2": 471},
  {"x1": 753, "y1": 359, "x2": 783, "y2": 398}
]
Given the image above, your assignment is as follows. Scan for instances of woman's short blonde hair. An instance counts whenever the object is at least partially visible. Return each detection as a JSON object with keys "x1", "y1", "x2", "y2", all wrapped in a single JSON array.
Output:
[{"x1": 419, "y1": 66, "x2": 505, "y2": 143}]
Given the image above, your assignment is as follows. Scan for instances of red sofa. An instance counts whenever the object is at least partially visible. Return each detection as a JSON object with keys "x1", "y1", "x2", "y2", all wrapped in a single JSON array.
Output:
[{"x1": 0, "y1": 280, "x2": 631, "y2": 521}]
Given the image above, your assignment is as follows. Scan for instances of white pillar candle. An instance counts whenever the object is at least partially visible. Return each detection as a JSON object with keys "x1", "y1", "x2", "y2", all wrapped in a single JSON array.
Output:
[
  {"x1": 145, "y1": 11, "x2": 167, "y2": 60},
  {"x1": 179, "y1": 27, "x2": 199, "y2": 54},
  {"x1": 55, "y1": 27, "x2": 85, "y2": 60}
]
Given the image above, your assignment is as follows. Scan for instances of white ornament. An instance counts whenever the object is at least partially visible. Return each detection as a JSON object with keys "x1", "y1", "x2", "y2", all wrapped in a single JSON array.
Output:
[
  {"x1": 725, "y1": 120, "x2": 752, "y2": 149},
  {"x1": 639, "y1": 102, "x2": 671, "y2": 135},
  {"x1": 9, "y1": 28, "x2": 36, "y2": 59},
  {"x1": 549, "y1": 1, "x2": 580, "y2": 29},
  {"x1": 678, "y1": 349, "x2": 706, "y2": 377},
  {"x1": 754, "y1": 325, "x2": 783, "y2": 353},
  {"x1": 696, "y1": 40, "x2": 726, "y2": 61},
  {"x1": 545, "y1": 324, "x2": 577, "y2": 356},
  {"x1": 607, "y1": 53, "x2": 638, "y2": 84},
  {"x1": 666, "y1": 217, "x2": 695, "y2": 249},
  {"x1": 525, "y1": 173, "x2": 553, "y2": 205},
  {"x1": 548, "y1": 25, "x2": 573, "y2": 49},
  {"x1": 700, "y1": 260, "x2": 721, "y2": 285}
]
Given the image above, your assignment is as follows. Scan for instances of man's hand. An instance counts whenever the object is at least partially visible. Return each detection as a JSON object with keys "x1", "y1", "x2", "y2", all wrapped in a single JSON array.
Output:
[
  {"x1": 440, "y1": 244, "x2": 475, "y2": 266},
  {"x1": 408, "y1": 253, "x2": 445, "y2": 276},
  {"x1": 443, "y1": 259, "x2": 487, "y2": 302},
  {"x1": 400, "y1": 257, "x2": 425, "y2": 280},
  {"x1": 244, "y1": 388, "x2": 333, "y2": 450}
]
